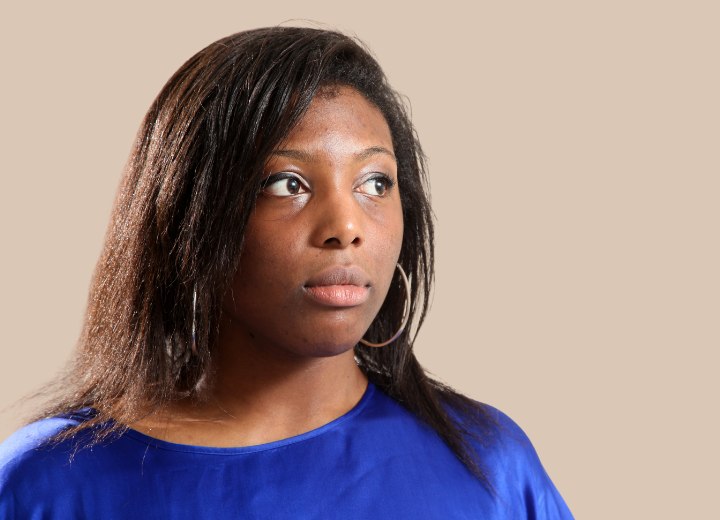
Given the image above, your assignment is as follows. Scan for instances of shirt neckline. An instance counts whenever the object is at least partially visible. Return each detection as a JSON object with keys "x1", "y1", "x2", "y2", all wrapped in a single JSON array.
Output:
[{"x1": 121, "y1": 381, "x2": 376, "y2": 455}]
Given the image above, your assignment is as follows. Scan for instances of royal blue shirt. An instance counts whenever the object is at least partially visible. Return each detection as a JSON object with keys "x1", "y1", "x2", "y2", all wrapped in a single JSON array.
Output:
[{"x1": 0, "y1": 383, "x2": 573, "y2": 518}]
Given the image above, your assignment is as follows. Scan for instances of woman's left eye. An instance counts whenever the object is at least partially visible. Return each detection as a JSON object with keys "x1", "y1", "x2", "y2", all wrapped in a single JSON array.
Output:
[{"x1": 357, "y1": 175, "x2": 395, "y2": 196}]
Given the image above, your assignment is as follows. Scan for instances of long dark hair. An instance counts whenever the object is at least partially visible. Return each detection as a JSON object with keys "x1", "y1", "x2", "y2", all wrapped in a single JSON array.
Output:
[{"x1": 33, "y1": 26, "x2": 495, "y2": 487}]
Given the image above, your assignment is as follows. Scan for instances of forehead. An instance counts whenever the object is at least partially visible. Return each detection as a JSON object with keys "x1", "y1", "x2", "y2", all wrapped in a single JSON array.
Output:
[{"x1": 278, "y1": 86, "x2": 394, "y2": 153}]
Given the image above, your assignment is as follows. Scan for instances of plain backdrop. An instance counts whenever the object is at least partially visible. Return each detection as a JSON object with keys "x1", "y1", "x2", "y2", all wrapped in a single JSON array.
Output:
[{"x1": 1, "y1": 1, "x2": 718, "y2": 518}]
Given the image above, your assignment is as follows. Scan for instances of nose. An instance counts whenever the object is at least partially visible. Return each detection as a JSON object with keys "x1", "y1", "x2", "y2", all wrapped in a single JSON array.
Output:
[{"x1": 310, "y1": 190, "x2": 363, "y2": 249}]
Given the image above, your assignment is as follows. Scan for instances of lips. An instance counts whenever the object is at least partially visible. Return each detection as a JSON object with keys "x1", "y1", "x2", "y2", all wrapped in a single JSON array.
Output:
[{"x1": 304, "y1": 266, "x2": 371, "y2": 307}]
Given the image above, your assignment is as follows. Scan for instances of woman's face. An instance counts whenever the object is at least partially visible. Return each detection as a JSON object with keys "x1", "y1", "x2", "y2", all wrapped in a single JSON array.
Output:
[{"x1": 222, "y1": 86, "x2": 404, "y2": 358}]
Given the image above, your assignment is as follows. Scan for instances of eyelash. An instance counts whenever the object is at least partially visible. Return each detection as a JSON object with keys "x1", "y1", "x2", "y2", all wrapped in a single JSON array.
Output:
[
  {"x1": 362, "y1": 174, "x2": 396, "y2": 196},
  {"x1": 261, "y1": 172, "x2": 308, "y2": 195},
  {"x1": 260, "y1": 172, "x2": 396, "y2": 197}
]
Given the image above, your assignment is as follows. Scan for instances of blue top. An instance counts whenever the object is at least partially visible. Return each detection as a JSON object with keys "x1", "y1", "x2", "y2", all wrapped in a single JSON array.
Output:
[{"x1": 0, "y1": 383, "x2": 573, "y2": 519}]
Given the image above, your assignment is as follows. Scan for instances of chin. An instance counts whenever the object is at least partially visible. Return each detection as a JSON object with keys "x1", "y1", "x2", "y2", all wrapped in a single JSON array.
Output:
[{"x1": 295, "y1": 339, "x2": 360, "y2": 359}]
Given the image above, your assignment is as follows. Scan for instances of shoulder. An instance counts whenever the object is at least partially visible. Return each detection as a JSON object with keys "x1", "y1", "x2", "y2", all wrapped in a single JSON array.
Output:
[
  {"x1": 471, "y1": 405, "x2": 551, "y2": 476},
  {"x1": 0, "y1": 413, "x2": 84, "y2": 469},
  {"x1": 461, "y1": 402, "x2": 575, "y2": 518},
  {"x1": 373, "y1": 388, "x2": 575, "y2": 518},
  {"x1": 0, "y1": 412, "x2": 95, "y2": 517}
]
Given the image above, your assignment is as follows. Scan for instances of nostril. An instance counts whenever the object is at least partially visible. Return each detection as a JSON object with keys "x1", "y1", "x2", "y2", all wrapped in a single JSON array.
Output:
[{"x1": 321, "y1": 234, "x2": 361, "y2": 247}]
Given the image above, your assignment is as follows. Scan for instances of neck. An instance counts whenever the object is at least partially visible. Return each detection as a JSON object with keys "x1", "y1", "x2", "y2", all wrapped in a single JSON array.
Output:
[
  {"x1": 196, "y1": 313, "x2": 368, "y2": 441},
  {"x1": 130, "y1": 316, "x2": 369, "y2": 448},
  {"x1": 214, "y1": 328, "x2": 366, "y2": 413}
]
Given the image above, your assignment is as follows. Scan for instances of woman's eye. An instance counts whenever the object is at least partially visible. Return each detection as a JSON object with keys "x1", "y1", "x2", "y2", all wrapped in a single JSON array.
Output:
[
  {"x1": 358, "y1": 175, "x2": 394, "y2": 197},
  {"x1": 262, "y1": 174, "x2": 308, "y2": 197}
]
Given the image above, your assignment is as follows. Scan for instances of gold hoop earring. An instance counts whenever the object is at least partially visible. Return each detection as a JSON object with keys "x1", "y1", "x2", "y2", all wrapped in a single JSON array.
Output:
[{"x1": 359, "y1": 263, "x2": 411, "y2": 348}]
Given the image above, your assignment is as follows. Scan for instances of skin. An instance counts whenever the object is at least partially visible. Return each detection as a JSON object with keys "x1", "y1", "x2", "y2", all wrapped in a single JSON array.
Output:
[{"x1": 132, "y1": 86, "x2": 404, "y2": 446}]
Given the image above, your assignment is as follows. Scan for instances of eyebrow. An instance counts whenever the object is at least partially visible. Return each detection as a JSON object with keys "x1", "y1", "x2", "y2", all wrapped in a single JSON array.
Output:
[
  {"x1": 270, "y1": 146, "x2": 396, "y2": 162},
  {"x1": 354, "y1": 146, "x2": 396, "y2": 161}
]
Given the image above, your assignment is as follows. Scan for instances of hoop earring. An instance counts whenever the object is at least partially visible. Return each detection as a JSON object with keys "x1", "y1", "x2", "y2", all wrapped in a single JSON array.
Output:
[
  {"x1": 359, "y1": 263, "x2": 411, "y2": 348},
  {"x1": 191, "y1": 287, "x2": 198, "y2": 355}
]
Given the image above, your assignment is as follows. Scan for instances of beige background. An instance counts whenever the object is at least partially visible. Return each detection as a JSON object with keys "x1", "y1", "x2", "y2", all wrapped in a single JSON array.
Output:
[{"x1": 1, "y1": 1, "x2": 718, "y2": 518}]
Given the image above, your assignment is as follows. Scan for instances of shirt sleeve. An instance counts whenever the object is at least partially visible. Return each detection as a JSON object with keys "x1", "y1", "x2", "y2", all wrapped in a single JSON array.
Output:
[
  {"x1": 470, "y1": 406, "x2": 575, "y2": 519},
  {"x1": 0, "y1": 417, "x2": 80, "y2": 519}
]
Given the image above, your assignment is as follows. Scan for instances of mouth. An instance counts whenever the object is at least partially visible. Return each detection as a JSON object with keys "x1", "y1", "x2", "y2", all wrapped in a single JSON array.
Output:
[{"x1": 303, "y1": 266, "x2": 371, "y2": 307}]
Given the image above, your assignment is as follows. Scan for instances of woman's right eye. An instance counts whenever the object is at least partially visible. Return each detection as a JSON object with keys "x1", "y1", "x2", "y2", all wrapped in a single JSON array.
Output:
[{"x1": 262, "y1": 173, "x2": 309, "y2": 197}]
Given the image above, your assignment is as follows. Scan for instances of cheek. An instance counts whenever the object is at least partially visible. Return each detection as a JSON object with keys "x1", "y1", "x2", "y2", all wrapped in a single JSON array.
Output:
[
  {"x1": 369, "y1": 227, "x2": 402, "y2": 268},
  {"x1": 380, "y1": 200, "x2": 404, "y2": 259},
  {"x1": 231, "y1": 221, "x2": 301, "y2": 297},
  {"x1": 367, "y1": 203, "x2": 404, "y2": 291},
  {"x1": 392, "y1": 206, "x2": 405, "y2": 257},
  {"x1": 247, "y1": 212, "x2": 299, "y2": 260}
]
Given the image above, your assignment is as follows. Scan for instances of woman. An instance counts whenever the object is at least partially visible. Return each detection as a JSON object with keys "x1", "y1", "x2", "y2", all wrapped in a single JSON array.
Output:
[{"x1": 0, "y1": 27, "x2": 573, "y2": 518}]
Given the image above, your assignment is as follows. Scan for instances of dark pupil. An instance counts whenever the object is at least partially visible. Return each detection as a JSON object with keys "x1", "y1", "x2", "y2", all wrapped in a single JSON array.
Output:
[
  {"x1": 286, "y1": 178, "x2": 300, "y2": 194},
  {"x1": 374, "y1": 179, "x2": 386, "y2": 195}
]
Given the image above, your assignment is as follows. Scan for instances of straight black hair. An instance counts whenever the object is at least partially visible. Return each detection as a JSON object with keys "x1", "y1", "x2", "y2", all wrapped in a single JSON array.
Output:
[{"x1": 32, "y1": 26, "x2": 496, "y2": 488}]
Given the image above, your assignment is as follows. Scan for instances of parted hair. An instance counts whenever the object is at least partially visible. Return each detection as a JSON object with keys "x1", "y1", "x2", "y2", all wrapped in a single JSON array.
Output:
[{"x1": 33, "y1": 26, "x2": 496, "y2": 488}]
